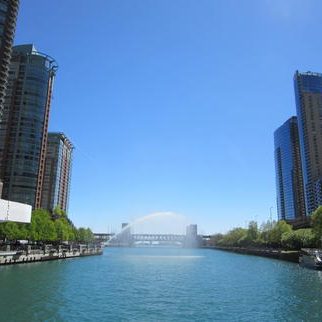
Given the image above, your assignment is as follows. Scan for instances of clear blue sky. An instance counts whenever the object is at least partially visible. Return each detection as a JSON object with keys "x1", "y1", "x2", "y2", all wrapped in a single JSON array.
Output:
[{"x1": 15, "y1": 0, "x2": 322, "y2": 234}]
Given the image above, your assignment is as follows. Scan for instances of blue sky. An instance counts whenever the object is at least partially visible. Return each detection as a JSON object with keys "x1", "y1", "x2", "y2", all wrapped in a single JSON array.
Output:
[{"x1": 15, "y1": 0, "x2": 322, "y2": 234}]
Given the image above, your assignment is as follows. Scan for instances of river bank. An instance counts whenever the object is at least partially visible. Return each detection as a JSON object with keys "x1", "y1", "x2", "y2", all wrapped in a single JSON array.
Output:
[
  {"x1": 205, "y1": 246, "x2": 300, "y2": 263},
  {"x1": 0, "y1": 243, "x2": 103, "y2": 266}
]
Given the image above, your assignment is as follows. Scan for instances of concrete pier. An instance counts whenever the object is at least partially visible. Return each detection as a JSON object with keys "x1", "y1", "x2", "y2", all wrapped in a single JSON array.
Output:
[{"x1": 0, "y1": 244, "x2": 103, "y2": 265}]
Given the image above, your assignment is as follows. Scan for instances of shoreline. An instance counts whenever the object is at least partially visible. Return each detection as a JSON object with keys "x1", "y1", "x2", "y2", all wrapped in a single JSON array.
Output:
[
  {"x1": 203, "y1": 246, "x2": 300, "y2": 263},
  {"x1": 0, "y1": 244, "x2": 103, "y2": 266}
]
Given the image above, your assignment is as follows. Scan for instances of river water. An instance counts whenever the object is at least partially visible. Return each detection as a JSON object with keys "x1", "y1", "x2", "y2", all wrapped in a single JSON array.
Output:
[{"x1": 1, "y1": 247, "x2": 322, "y2": 321}]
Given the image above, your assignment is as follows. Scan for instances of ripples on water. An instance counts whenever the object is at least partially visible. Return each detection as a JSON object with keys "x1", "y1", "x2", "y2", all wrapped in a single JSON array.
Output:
[{"x1": 1, "y1": 248, "x2": 322, "y2": 321}]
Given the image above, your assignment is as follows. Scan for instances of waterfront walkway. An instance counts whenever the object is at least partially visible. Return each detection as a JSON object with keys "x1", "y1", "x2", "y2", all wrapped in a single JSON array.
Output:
[{"x1": 0, "y1": 243, "x2": 103, "y2": 265}]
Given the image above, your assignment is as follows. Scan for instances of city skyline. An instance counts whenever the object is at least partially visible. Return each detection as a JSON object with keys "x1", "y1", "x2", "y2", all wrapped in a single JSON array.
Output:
[
  {"x1": 2, "y1": 2, "x2": 322, "y2": 322},
  {"x1": 13, "y1": 0, "x2": 322, "y2": 233}
]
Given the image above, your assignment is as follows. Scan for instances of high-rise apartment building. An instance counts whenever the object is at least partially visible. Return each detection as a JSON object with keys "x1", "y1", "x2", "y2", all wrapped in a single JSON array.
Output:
[
  {"x1": 0, "y1": 44, "x2": 57, "y2": 208},
  {"x1": 0, "y1": 0, "x2": 19, "y2": 118},
  {"x1": 294, "y1": 71, "x2": 322, "y2": 215},
  {"x1": 41, "y1": 132, "x2": 73, "y2": 213},
  {"x1": 274, "y1": 116, "x2": 306, "y2": 221}
]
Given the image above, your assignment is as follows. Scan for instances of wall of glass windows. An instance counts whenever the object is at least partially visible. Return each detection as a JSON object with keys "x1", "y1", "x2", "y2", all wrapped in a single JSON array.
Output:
[
  {"x1": 294, "y1": 71, "x2": 322, "y2": 214},
  {"x1": 274, "y1": 116, "x2": 306, "y2": 220},
  {"x1": 0, "y1": 44, "x2": 57, "y2": 208}
]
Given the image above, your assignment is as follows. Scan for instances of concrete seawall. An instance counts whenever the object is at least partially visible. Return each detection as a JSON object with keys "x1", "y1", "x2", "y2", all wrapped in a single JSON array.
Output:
[
  {"x1": 205, "y1": 246, "x2": 300, "y2": 263},
  {"x1": 0, "y1": 244, "x2": 103, "y2": 266}
]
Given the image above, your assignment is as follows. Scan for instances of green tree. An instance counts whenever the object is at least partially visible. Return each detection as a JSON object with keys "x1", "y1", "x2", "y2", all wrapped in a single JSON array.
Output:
[
  {"x1": 247, "y1": 221, "x2": 258, "y2": 241},
  {"x1": 281, "y1": 229, "x2": 317, "y2": 250},
  {"x1": 17, "y1": 223, "x2": 29, "y2": 240},
  {"x1": 55, "y1": 219, "x2": 69, "y2": 241},
  {"x1": 311, "y1": 206, "x2": 322, "y2": 245},
  {"x1": 0, "y1": 209, "x2": 92, "y2": 243},
  {"x1": 218, "y1": 227, "x2": 247, "y2": 247},
  {"x1": 29, "y1": 209, "x2": 57, "y2": 241},
  {"x1": 259, "y1": 220, "x2": 275, "y2": 245},
  {"x1": 239, "y1": 221, "x2": 261, "y2": 246},
  {"x1": 267, "y1": 220, "x2": 292, "y2": 247},
  {"x1": 43, "y1": 220, "x2": 57, "y2": 241},
  {"x1": 53, "y1": 205, "x2": 66, "y2": 218},
  {"x1": 77, "y1": 227, "x2": 94, "y2": 243},
  {"x1": 85, "y1": 228, "x2": 94, "y2": 242},
  {"x1": 67, "y1": 225, "x2": 76, "y2": 241},
  {"x1": 0, "y1": 222, "x2": 20, "y2": 241}
]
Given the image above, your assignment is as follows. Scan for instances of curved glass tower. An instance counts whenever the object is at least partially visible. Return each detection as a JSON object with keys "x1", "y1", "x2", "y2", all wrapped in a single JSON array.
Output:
[{"x1": 0, "y1": 44, "x2": 57, "y2": 208}]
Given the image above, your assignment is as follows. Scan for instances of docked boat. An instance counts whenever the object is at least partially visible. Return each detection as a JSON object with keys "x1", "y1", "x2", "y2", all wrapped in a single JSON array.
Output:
[{"x1": 299, "y1": 249, "x2": 322, "y2": 270}]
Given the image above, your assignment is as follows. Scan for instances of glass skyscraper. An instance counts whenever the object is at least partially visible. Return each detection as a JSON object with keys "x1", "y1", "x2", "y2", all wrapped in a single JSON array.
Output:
[
  {"x1": 0, "y1": 0, "x2": 19, "y2": 118},
  {"x1": 0, "y1": 44, "x2": 57, "y2": 208},
  {"x1": 274, "y1": 116, "x2": 306, "y2": 221},
  {"x1": 294, "y1": 71, "x2": 322, "y2": 215},
  {"x1": 41, "y1": 132, "x2": 73, "y2": 213}
]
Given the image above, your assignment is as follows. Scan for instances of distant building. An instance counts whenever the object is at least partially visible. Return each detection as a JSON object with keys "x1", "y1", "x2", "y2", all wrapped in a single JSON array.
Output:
[
  {"x1": 274, "y1": 116, "x2": 306, "y2": 221},
  {"x1": 0, "y1": 0, "x2": 19, "y2": 118},
  {"x1": 122, "y1": 223, "x2": 129, "y2": 230},
  {"x1": 41, "y1": 132, "x2": 73, "y2": 213},
  {"x1": 294, "y1": 71, "x2": 322, "y2": 214},
  {"x1": 93, "y1": 233, "x2": 114, "y2": 243},
  {"x1": 0, "y1": 44, "x2": 57, "y2": 208}
]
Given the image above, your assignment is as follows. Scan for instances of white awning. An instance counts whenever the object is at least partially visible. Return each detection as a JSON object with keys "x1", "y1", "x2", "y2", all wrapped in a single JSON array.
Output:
[{"x1": 0, "y1": 199, "x2": 32, "y2": 223}]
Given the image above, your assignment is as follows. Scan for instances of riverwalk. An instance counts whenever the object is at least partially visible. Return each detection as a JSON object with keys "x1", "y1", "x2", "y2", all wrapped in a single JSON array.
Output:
[
  {"x1": 0, "y1": 243, "x2": 103, "y2": 265},
  {"x1": 206, "y1": 246, "x2": 300, "y2": 263}
]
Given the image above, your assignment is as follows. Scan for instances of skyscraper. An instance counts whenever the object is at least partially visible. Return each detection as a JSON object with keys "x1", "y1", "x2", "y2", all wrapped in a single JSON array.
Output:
[
  {"x1": 274, "y1": 116, "x2": 306, "y2": 221},
  {"x1": 294, "y1": 71, "x2": 322, "y2": 215},
  {"x1": 41, "y1": 132, "x2": 73, "y2": 213},
  {"x1": 0, "y1": 0, "x2": 19, "y2": 117},
  {"x1": 0, "y1": 44, "x2": 57, "y2": 208}
]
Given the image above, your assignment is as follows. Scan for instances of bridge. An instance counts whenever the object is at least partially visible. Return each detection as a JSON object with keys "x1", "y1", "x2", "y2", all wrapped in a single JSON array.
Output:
[
  {"x1": 102, "y1": 224, "x2": 200, "y2": 247},
  {"x1": 132, "y1": 234, "x2": 186, "y2": 242}
]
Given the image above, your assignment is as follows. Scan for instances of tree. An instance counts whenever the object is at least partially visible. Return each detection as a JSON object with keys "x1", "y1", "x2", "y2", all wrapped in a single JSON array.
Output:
[
  {"x1": 259, "y1": 220, "x2": 275, "y2": 245},
  {"x1": 43, "y1": 220, "x2": 57, "y2": 241},
  {"x1": 239, "y1": 221, "x2": 260, "y2": 246},
  {"x1": 0, "y1": 222, "x2": 20, "y2": 241},
  {"x1": 217, "y1": 227, "x2": 247, "y2": 247},
  {"x1": 267, "y1": 220, "x2": 292, "y2": 247},
  {"x1": 55, "y1": 219, "x2": 69, "y2": 241},
  {"x1": 311, "y1": 206, "x2": 322, "y2": 245},
  {"x1": 77, "y1": 227, "x2": 94, "y2": 243},
  {"x1": 247, "y1": 221, "x2": 258, "y2": 241},
  {"x1": 0, "y1": 208, "x2": 92, "y2": 243},
  {"x1": 53, "y1": 205, "x2": 66, "y2": 218},
  {"x1": 29, "y1": 209, "x2": 57, "y2": 241},
  {"x1": 281, "y1": 229, "x2": 317, "y2": 250}
]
